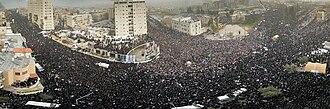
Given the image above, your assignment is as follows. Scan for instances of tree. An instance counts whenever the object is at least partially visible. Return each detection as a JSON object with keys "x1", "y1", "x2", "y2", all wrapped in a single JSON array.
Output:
[
  {"x1": 208, "y1": 18, "x2": 214, "y2": 26},
  {"x1": 10, "y1": 23, "x2": 17, "y2": 33},
  {"x1": 196, "y1": 9, "x2": 201, "y2": 14},
  {"x1": 284, "y1": 63, "x2": 297, "y2": 73},
  {"x1": 212, "y1": 17, "x2": 220, "y2": 33},
  {"x1": 229, "y1": 10, "x2": 235, "y2": 15},
  {"x1": 298, "y1": 56, "x2": 309, "y2": 64},
  {"x1": 258, "y1": 86, "x2": 282, "y2": 98},
  {"x1": 201, "y1": 10, "x2": 205, "y2": 14},
  {"x1": 62, "y1": 39, "x2": 73, "y2": 45},
  {"x1": 187, "y1": 7, "x2": 193, "y2": 13},
  {"x1": 39, "y1": 93, "x2": 54, "y2": 100},
  {"x1": 0, "y1": 97, "x2": 10, "y2": 103}
]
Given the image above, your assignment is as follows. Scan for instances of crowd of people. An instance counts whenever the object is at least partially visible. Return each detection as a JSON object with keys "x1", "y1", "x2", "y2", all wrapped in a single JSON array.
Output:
[
  {"x1": 143, "y1": 17, "x2": 252, "y2": 75},
  {"x1": 1, "y1": 4, "x2": 330, "y2": 108}
]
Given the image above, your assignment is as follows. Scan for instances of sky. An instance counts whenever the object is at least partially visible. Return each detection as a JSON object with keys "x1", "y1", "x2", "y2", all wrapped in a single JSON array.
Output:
[
  {"x1": 0, "y1": 0, "x2": 209, "y2": 9},
  {"x1": 0, "y1": 0, "x2": 112, "y2": 8},
  {"x1": 1, "y1": 0, "x2": 328, "y2": 9}
]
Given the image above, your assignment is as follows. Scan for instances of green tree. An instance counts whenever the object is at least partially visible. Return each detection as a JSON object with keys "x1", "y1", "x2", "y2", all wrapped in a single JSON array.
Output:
[
  {"x1": 298, "y1": 56, "x2": 309, "y2": 64},
  {"x1": 196, "y1": 9, "x2": 201, "y2": 14},
  {"x1": 39, "y1": 93, "x2": 54, "y2": 100},
  {"x1": 10, "y1": 23, "x2": 17, "y2": 33},
  {"x1": 212, "y1": 17, "x2": 220, "y2": 33},
  {"x1": 201, "y1": 10, "x2": 205, "y2": 14},
  {"x1": 229, "y1": 10, "x2": 235, "y2": 15},
  {"x1": 187, "y1": 7, "x2": 193, "y2": 13},
  {"x1": 284, "y1": 64, "x2": 297, "y2": 73},
  {"x1": 259, "y1": 86, "x2": 282, "y2": 98},
  {"x1": 62, "y1": 39, "x2": 73, "y2": 45},
  {"x1": 208, "y1": 18, "x2": 214, "y2": 26},
  {"x1": 0, "y1": 97, "x2": 10, "y2": 103}
]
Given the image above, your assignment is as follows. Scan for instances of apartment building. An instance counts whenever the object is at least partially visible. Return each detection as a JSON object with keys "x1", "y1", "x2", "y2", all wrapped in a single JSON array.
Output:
[
  {"x1": 114, "y1": 0, "x2": 147, "y2": 36},
  {"x1": 28, "y1": 0, "x2": 55, "y2": 31},
  {"x1": 172, "y1": 17, "x2": 203, "y2": 36},
  {"x1": 66, "y1": 14, "x2": 93, "y2": 29}
]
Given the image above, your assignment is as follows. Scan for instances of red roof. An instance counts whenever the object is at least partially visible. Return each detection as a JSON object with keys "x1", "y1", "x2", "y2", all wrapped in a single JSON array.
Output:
[
  {"x1": 13, "y1": 48, "x2": 32, "y2": 53},
  {"x1": 30, "y1": 73, "x2": 39, "y2": 78}
]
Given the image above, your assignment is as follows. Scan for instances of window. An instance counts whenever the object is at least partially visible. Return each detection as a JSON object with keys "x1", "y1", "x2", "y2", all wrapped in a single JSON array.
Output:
[
  {"x1": 15, "y1": 72, "x2": 20, "y2": 76},
  {"x1": 22, "y1": 71, "x2": 28, "y2": 75}
]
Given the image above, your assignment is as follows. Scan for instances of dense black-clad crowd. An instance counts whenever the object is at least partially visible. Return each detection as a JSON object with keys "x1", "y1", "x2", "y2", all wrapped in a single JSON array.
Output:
[
  {"x1": 1, "y1": 5, "x2": 330, "y2": 108},
  {"x1": 142, "y1": 17, "x2": 252, "y2": 75}
]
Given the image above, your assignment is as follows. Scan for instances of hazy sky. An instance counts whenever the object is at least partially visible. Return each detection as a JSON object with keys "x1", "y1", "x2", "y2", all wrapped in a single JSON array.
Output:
[
  {"x1": 0, "y1": 0, "x2": 112, "y2": 8},
  {"x1": 0, "y1": 0, "x2": 207, "y2": 9},
  {"x1": 1, "y1": 0, "x2": 328, "y2": 9}
]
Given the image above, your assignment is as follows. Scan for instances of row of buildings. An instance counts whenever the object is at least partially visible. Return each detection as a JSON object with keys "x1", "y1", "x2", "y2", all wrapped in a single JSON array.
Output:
[
  {"x1": 159, "y1": 10, "x2": 248, "y2": 36},
  {"x1": 201, "y1": 0, "x2": 254, "y2": 13},
  {"x1": 25, "y1": 0, "x2": 148, "y2": 39},
  {"x1": 26, "y1": 1, "x2": 95, "y2": 30}
]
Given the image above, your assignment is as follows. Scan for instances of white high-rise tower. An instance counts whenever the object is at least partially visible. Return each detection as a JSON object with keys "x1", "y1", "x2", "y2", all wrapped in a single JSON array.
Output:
[
  {"x1": 28, "y1": 0, "x2": 54, "y2": 31},
  {"x1": 114, "y1": 0, "x2": 147, "y2": 37}
]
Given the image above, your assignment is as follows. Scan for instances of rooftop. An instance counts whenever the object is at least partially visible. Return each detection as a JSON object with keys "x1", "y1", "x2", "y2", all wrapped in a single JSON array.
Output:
[
  {"x1": 13, "y1": 48, "x2": 32, "y2": 53},
  {"x1": 173, "y1": 17, "x2": 200, "y2": 23},
  {"x1": 0, "y1": 27, "x2": 33, "y2": 72},
  {"x1": 304, "y1": 62, "x2": 327, "y2": 74}
]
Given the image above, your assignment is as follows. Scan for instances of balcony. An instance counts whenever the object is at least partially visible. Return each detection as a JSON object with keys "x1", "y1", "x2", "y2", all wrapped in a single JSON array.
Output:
[
  {"x1": 6, "y1": 77, "x2": 44, "y2": 95},
  {"x1": 11, "y1": 77, "x2": 38, "y2": 88}
]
